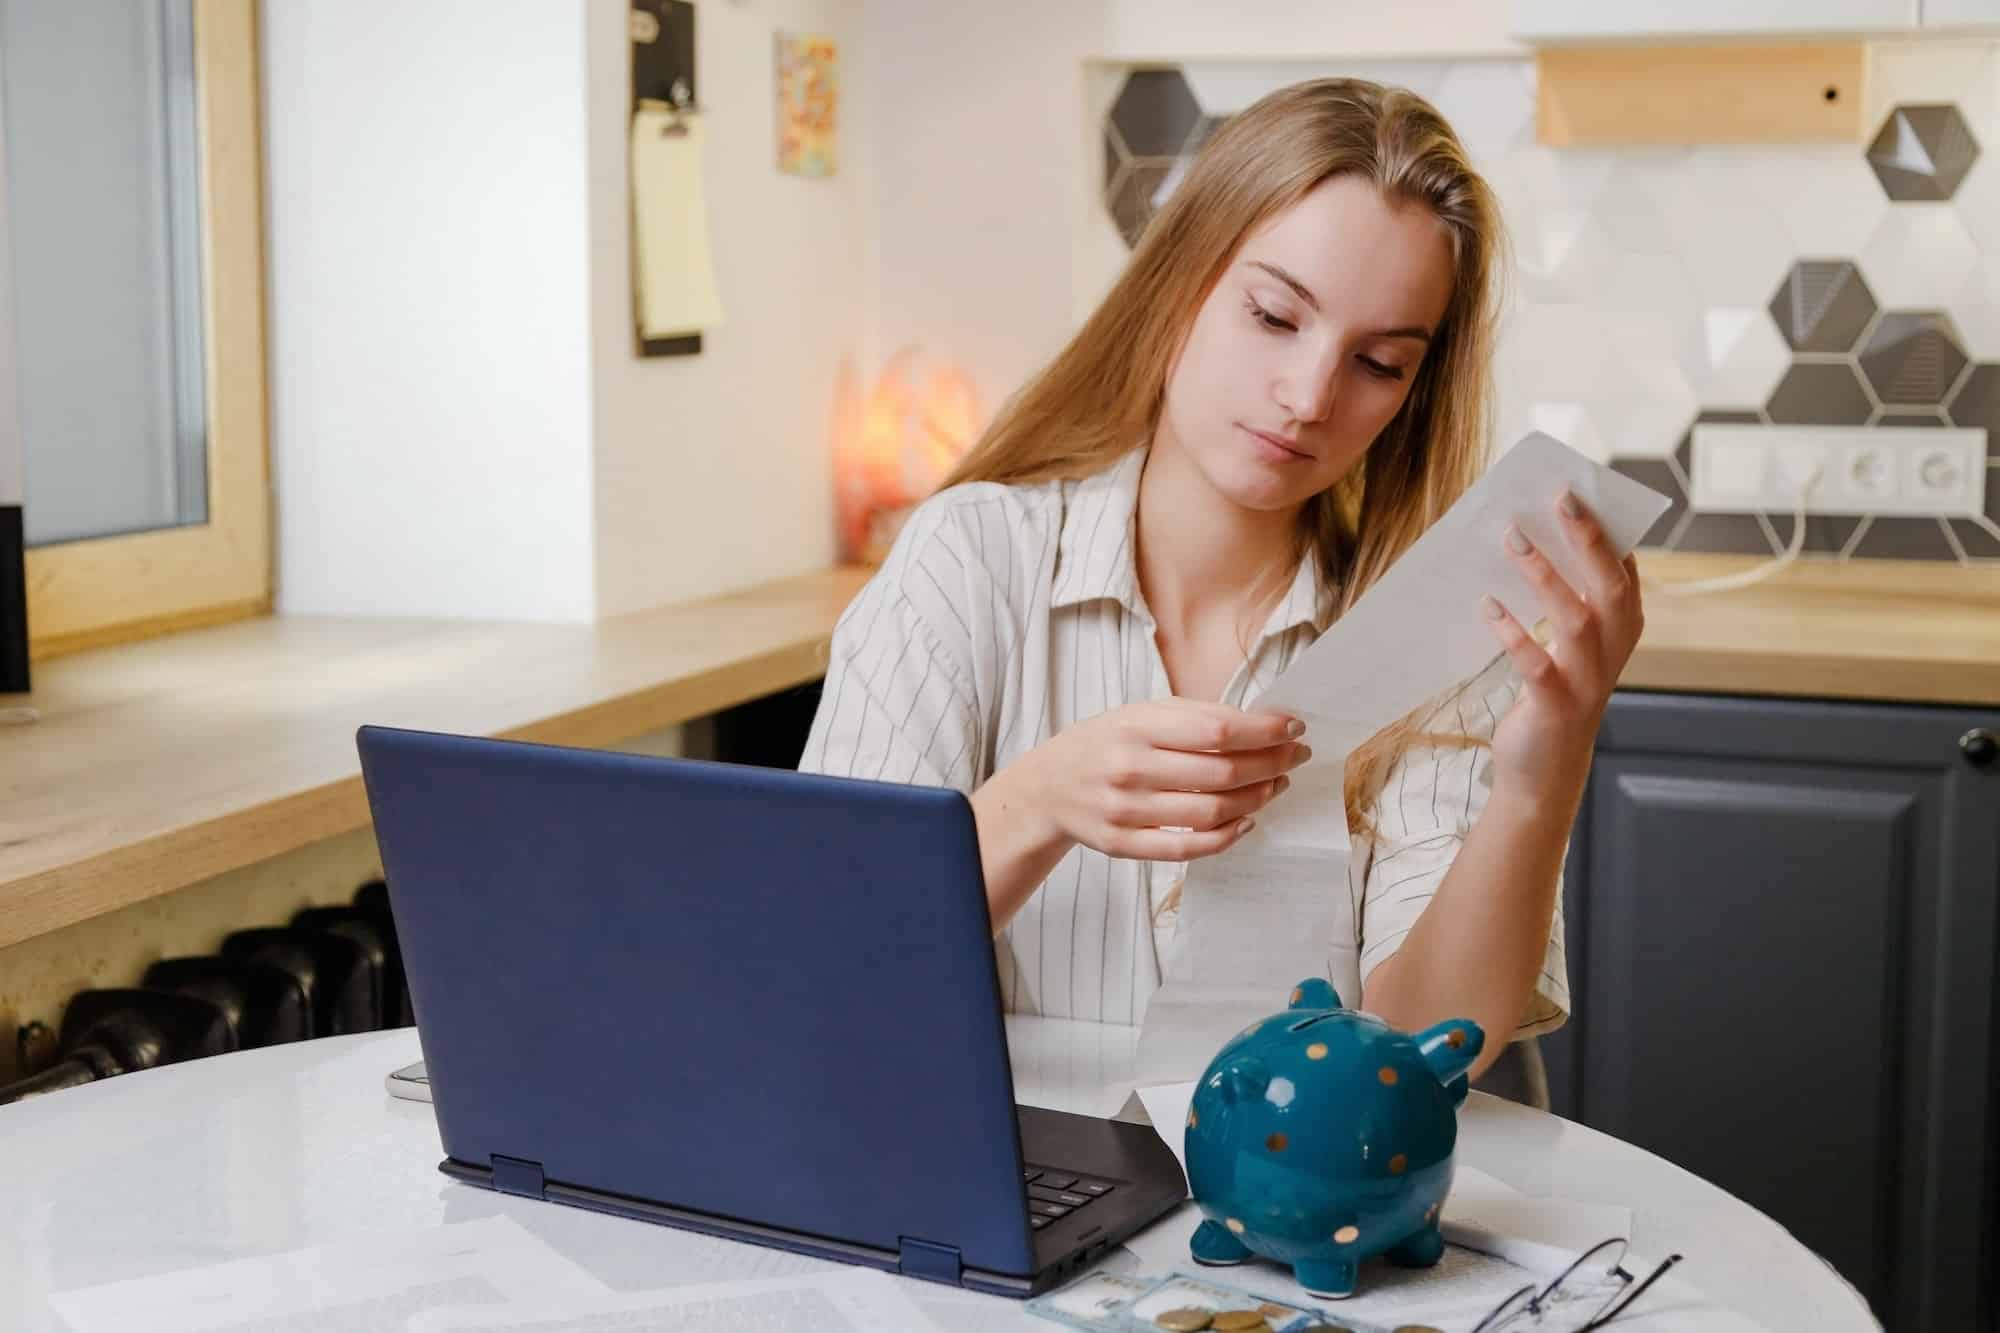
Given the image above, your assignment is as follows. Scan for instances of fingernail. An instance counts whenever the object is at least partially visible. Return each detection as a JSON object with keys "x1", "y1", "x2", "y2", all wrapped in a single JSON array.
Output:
[
  {"x1": 1505, "y1": 525, "x2": 1533, "y2": 555},
  {"x1": 1274, "y1": 775, "x2": 1291, "y2": 795},
  {"x1": 1237, "y1": 818, "x2": 1256, "y2": 835},
  {"x1": 1559, "y1": 489, "x2": 1583, "y2": 519},
  {"x1": 1482, "y1": 594, "x2": 1506, "y2": 620},
  {"x1": 1285, "y1": 718, "x2": 1306, "y2": 738},
  {"x1": 1294, "y1": 744, "x2": 1313, "y2": 764}
]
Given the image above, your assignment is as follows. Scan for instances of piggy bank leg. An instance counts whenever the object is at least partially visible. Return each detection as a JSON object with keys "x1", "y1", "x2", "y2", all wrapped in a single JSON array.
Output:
[
  {"x1": 1292, "y1": 1257, "x2": 1359, "y2": 1299},
  {"x1": 1189, "y1": 1220, "x2": 1252, "y2": 1267},
  {"x1": 1385, "y1": 1224, "x2": 1445, "y2": 1268}
]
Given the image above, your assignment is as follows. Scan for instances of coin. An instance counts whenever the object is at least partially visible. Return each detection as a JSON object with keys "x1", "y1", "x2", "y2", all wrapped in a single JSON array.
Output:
[
  {"x1": 1213, "y1": 1314, "x2": 1268, "y2": 1331},
  {"x1": 1155, "y1": 1310, "x2": 1214, "y2": 1332}
]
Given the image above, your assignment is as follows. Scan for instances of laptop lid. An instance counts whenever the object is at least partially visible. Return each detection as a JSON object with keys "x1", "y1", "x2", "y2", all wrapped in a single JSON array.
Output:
[{"x1": 356, "y1": 725, "x2": 1038, "y2": 1280}]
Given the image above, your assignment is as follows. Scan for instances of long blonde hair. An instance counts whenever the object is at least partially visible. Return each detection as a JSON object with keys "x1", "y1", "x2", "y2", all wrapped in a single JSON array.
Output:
[{"x1": 940, "y1": 78, "x2": 1508, "y2": 837}]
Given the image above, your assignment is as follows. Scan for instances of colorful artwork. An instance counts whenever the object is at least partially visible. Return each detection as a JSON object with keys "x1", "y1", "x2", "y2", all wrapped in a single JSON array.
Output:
[{"x1": 776, "y1": 33, "x2": 838, "y2": 177}]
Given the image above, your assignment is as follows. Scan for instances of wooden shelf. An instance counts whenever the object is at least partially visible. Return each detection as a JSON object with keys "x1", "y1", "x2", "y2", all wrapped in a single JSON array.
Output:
[
  {"x1": 1536, "y1": 40, "x2": 1866, "y2": 145},
  {"x1": 0, "y1": 568, "x2": 871, "y2": 951}
]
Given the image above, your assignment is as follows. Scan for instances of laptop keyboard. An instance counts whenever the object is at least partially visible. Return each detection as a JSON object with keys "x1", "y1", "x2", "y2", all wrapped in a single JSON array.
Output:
[{"x1": 1022, "y1": 1166, "x2": 1116, "y2": 1229}]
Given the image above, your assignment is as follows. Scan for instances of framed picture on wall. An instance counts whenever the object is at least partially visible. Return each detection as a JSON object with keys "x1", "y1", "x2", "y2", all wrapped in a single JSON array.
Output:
[{"x1": 775, "y1": 32, "x2": 837, "y2": 177}]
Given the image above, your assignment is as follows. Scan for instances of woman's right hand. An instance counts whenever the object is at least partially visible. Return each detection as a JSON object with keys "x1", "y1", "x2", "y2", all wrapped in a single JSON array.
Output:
[
  {"x1": 1015, "y1": 700, "x2": 1310, "y2": 862},
  {"x1": 969, "y1": 700, "x2": 1310, "y2": 932}
]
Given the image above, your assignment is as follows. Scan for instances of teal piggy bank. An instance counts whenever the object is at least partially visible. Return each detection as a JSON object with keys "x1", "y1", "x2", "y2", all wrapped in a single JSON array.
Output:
[{"x1": 1183, "y1": 978, "x2": 1484, "y2": 1299}]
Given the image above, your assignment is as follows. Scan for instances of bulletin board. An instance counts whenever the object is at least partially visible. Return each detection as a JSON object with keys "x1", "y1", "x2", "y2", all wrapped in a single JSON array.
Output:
[{"x1": 630, "y1": 0, "x2": 701, "y2": 358}]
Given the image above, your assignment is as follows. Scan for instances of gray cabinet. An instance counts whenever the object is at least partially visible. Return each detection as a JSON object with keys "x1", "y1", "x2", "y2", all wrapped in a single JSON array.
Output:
[{"x1": 1544, "y1": 690, "x2": 1999, "y2": 1332}]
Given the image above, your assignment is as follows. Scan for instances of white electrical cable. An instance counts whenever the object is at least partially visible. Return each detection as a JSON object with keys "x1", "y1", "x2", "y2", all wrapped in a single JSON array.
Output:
[{"x1": 1640, "y1": 461, "x2": 1819, "y2": 598}]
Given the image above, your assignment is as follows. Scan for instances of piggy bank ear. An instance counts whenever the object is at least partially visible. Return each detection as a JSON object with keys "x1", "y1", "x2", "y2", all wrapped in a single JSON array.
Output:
[
  {"x1": 1205, "y1": 1055, "x2": 1272, "y2": 1107},
  {"x1": 1414, "y1": 1018, "x2": 1485, "y2": 1092},
  {"x1": 1287, "y1": 978, "x2": 1341, "y2": 1011}
]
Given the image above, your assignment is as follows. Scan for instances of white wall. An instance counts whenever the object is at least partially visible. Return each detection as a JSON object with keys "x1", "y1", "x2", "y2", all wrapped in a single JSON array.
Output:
[
  {"x1": 260, "y1": 0, "x2": 1527, "y2": 623},
  {"x1": 266, "y1": 0, "x2": 867, "y2": 622},
  {"x1": 585, "y1": 0, "x2": 867, "y2": 617},
  {"x1": 858, "y1": 1, "x2": 1109, "y2": 420},
  {"x1": 1101, "y1": 0, "x2": 1526, "y2": 60},
  {"x1": 264, "y1": 0, "x2": 598, "y2": 621}
]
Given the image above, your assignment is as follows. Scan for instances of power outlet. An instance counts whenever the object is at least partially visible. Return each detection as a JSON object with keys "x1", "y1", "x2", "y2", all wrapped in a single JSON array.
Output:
[{"x1": 1688, "y1": 424, "x2": 1989, "y2": 518}]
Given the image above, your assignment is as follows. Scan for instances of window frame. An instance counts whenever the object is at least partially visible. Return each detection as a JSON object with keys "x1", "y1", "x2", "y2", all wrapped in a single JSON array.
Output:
[{"x1": 16, "y1": 0, "x2": 270, "y2": 660}]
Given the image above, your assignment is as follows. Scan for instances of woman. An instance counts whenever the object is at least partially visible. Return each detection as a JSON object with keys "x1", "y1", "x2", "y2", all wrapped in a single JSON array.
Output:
[{"x1": 799, "y1": 79, "x2": 1642, "y2": 1090}]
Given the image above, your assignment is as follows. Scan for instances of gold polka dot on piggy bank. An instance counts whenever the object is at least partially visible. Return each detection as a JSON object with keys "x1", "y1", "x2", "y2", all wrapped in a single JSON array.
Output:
[
  {"x1": 1265, "y1": 1132, "x2": 1289, "y2": 1152},
  {"x1": 1306, "y1": 1042, "x2": 1328, "y2": 1060},
  {"x1": 1378, "y1": 1066, "x2": 1399, "y2": 1086},
  {"x1": 1290, "y1": 987, "x2": 1303, "y2": 1004},
  {"x1": 1389, "y1": 1153, "x2": 1407, "y2": 1175},
  {"x1": 1334, "y1": 1224, "x2": 1360, "y2": 1244},
  {"x1": 1226, "y1": 1217, "x2": 1246, "y2": 1234}
]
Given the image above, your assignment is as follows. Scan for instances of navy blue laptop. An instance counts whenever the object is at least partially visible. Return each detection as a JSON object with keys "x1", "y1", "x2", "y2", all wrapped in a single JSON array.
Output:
[{"x1": 355, "y1": 725, "x2": 1186, "y2": 1297}]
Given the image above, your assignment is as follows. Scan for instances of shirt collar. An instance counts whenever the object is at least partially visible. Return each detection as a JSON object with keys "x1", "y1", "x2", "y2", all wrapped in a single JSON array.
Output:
[
  {"x1": 1265, "y1": 542, "x2": 1339, "y2": 638},
  {"x1": 1050, "y1": 447, "x2": 1147, "y2": 616},
  {"x1": 1050, "y1": 446, "x2": 1339, "y2": 637}
]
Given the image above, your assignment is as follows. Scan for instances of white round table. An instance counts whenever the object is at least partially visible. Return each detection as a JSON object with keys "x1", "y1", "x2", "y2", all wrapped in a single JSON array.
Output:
[{"x1": 0, "y1": 1020, "x2": 1876, "y2": 1332}]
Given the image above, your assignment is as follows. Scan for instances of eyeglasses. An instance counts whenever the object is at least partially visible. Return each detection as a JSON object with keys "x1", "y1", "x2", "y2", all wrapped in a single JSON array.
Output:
[{"x1": 1469, "y1": 1237, "x2": 1685, "y2": 1332}]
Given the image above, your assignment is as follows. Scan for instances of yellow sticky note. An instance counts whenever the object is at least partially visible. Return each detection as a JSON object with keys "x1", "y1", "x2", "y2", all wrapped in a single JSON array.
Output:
[{"x1": 630, "y1": 109, "x2": 724, "y2": 338}]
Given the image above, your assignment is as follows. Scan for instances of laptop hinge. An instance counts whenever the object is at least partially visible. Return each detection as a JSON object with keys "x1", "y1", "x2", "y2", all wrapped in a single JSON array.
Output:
[
  {"x1": 897, "y1": 1236, "x2": 963, "y2": 1284},
  {"x1": 490, "y1": 1154, "x2": 546, "y2": 1200}
]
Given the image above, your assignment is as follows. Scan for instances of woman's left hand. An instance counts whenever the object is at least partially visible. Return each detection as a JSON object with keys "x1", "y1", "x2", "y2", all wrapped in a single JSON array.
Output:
[{"x1": 1480, "y1": 488, "x2": 1645, "y2": 808}]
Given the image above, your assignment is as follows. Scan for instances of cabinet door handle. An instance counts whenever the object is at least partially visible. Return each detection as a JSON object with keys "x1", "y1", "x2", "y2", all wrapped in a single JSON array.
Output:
[{"x1": 1962, "y1": 728, "x2": 1999, "y2": 767}]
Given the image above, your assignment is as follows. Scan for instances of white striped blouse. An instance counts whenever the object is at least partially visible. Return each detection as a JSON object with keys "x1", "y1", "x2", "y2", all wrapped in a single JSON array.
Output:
[{"x1": 798, "y1": 446, "x2": 1569, "y2": 1038}]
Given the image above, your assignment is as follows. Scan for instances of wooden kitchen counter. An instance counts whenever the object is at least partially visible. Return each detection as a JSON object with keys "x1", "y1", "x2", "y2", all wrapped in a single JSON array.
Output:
[
  {"x1": 3, "y1": 554, "x2": 1995, "y2": 954},
  {"x1": 1623, "y1": 553, "x2": 2000, "y2": 709},
  {"x1": 0, "y1": 568, "x2": 871, "y2": 952}
]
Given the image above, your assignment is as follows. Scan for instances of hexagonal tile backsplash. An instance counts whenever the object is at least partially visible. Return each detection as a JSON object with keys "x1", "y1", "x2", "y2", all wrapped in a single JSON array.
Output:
[
  {"x1": 1867, "y1": 103, "x2": 1980, "y2": 200},
  {"x1": 1089, "y1": 49, "x2": 2000, "y2": 565}
]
